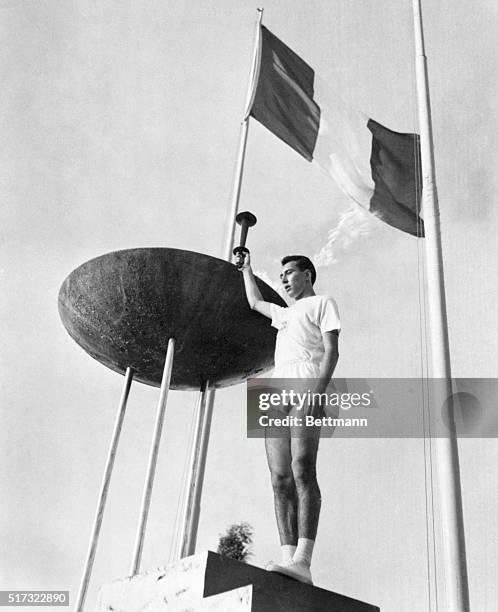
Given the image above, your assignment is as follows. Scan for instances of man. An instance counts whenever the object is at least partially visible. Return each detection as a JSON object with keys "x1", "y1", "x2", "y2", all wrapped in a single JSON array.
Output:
[{"x1": 239, "y1": 253, "x2": 340, "y2": 585}]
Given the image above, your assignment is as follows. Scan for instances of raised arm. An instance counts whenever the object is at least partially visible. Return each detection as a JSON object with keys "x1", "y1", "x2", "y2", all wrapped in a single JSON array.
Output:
[{"x1": 238, "y1": 252, "x2": 273, "y2": 319}]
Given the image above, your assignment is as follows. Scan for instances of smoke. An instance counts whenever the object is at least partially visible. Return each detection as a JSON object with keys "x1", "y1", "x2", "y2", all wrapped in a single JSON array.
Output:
[
  {"x1": 254, "y1": 204, "x2": 380, "y2": 288},
  {"x1": 313, "y1": 203, "x2": 381, "y2": 267}
]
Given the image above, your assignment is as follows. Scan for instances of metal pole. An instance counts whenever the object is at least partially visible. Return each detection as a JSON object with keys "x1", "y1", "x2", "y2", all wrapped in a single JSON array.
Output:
[
  {"x1": 412, "y1": 2, "x2": 470, "y2": 610},
  {"x1": 173, "y1": 6, "x2": 263, "y2": 564},
  {"x1": 187, "y1": 387, "x2": 215, "y2": 554},
  {"x1": 223, "y1": 8, "x2": 264, "y2": 260},
  {"x1": 130, "y1": 338, "x2": 175, "y2": 575},
  {"x1": 175, "y1": 386, "x2": 207, "y2": 559},
  {"x1": 75, "y1": 367, "x2": 134, "y2": 612},
  {"x1": 176, "y1": 384, "x2": 216, "y2": 559},
  {"x1": 174, "y1": 8, "x2": 264, "y2": 562}
]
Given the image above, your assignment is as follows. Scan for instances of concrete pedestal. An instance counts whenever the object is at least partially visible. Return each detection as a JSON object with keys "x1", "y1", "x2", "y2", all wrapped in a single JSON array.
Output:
[{"x1": 96, "y1": 551, "x2": 379, "y2": 611}]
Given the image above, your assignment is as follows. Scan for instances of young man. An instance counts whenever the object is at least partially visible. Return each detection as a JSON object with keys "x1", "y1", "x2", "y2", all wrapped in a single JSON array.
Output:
[{"x1": 239, "y1": 253, "x2": 340, "y2": 585}]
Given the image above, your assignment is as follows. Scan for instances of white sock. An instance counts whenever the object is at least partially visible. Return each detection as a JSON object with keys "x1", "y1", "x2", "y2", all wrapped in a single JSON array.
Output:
[
  {"x1": 281, "y1": 544, "x2": 297, "y2": 563},
  {"x1": 293, "y1": 538, "x2": 315, "y2": 567}
]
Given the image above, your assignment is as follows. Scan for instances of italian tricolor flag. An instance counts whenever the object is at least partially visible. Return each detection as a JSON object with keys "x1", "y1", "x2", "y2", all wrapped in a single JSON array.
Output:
[{"x1": 249, "y1": 26, "x2": 424, "y2": 237}]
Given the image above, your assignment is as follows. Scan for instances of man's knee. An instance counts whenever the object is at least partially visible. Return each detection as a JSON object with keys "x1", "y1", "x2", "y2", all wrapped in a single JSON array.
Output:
[
  {"x1": 291, "y1": 457, "x2": 317, "y2": 488},
  {"x1": 270, "y1": 470, "x2": 295, "y2": 495}
]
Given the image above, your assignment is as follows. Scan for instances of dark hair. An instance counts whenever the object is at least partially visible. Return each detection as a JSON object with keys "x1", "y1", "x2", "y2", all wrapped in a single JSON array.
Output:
[{"x1": 281, "y1": 255, "x2": 317, "y2": 285}]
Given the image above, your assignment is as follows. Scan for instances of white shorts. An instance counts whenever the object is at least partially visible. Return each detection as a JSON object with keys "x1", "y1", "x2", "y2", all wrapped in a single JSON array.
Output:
[
  {"x1": 272, "y1": 359, "x2": 320, "y2": 379},
  {"x1": 270, "y1": 360, "x2": 338, "y2": 420}
]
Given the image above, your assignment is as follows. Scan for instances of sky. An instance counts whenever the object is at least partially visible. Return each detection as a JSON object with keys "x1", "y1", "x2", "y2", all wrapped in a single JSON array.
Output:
[{"x1": 1, "y1": 1, "x2": 497, "y2": 610}]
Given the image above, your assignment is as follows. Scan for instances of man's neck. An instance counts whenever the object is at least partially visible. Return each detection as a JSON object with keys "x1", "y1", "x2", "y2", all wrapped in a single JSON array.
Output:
[{"x1": 295, "y1": 287, "x2": 316, "y2": 301}]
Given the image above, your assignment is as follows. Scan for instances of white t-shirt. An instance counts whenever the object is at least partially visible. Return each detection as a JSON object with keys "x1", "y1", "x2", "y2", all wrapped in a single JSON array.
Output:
[{"x1": 269, "y1": 295, "x2": 340, "y2": 376}]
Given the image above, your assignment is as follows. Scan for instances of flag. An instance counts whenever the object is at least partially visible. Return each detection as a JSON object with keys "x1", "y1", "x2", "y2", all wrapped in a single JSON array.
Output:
[{"x1": 249, "y1": 26, "x2": 424, "y2": 237}]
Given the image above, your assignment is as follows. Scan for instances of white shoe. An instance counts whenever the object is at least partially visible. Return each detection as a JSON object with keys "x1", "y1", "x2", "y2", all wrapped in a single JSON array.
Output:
[
  {"x1": 265, "y1": 559, "x2": 293, "y2": 571},
  {"x1": 266, "y1": 560, "x2": 313, "y2": 585}
]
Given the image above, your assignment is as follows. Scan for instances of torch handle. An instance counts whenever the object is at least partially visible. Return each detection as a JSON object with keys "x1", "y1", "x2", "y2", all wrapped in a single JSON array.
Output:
[
  {"x1": 238, "y1": 221, "x2": 250, "y2": 248},
  {"x1": 233, "y1": 211, "x2": 257, "y2": 269}
]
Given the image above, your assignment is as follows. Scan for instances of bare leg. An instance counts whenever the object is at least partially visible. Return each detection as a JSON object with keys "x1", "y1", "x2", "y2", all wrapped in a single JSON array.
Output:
[
  {"x1": 265, "y1": 424, "x2": 320, "y2": 585},
  {"x1": 264, "y1": 429, "x2": 298, "y2": 545},
  {"x1": 290, "y1": 426, "x2": 321, "y2": 540}
]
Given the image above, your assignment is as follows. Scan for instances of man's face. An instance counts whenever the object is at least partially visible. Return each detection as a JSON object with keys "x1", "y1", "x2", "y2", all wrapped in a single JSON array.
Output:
[{"x1": 280, "y1": 261, "x2": 310, "y2": 299}]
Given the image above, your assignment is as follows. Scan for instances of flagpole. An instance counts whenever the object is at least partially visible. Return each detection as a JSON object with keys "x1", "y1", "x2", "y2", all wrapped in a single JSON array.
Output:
[
  {"x1": 412, "y1": 1, "x2": 470, "y2": 610},
  {"x1": 172, "y1": 10, "x2": 264, "y2": 562},
  {"x1": 223, "y1": 7, "x2": 264, "y2": 260}
]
